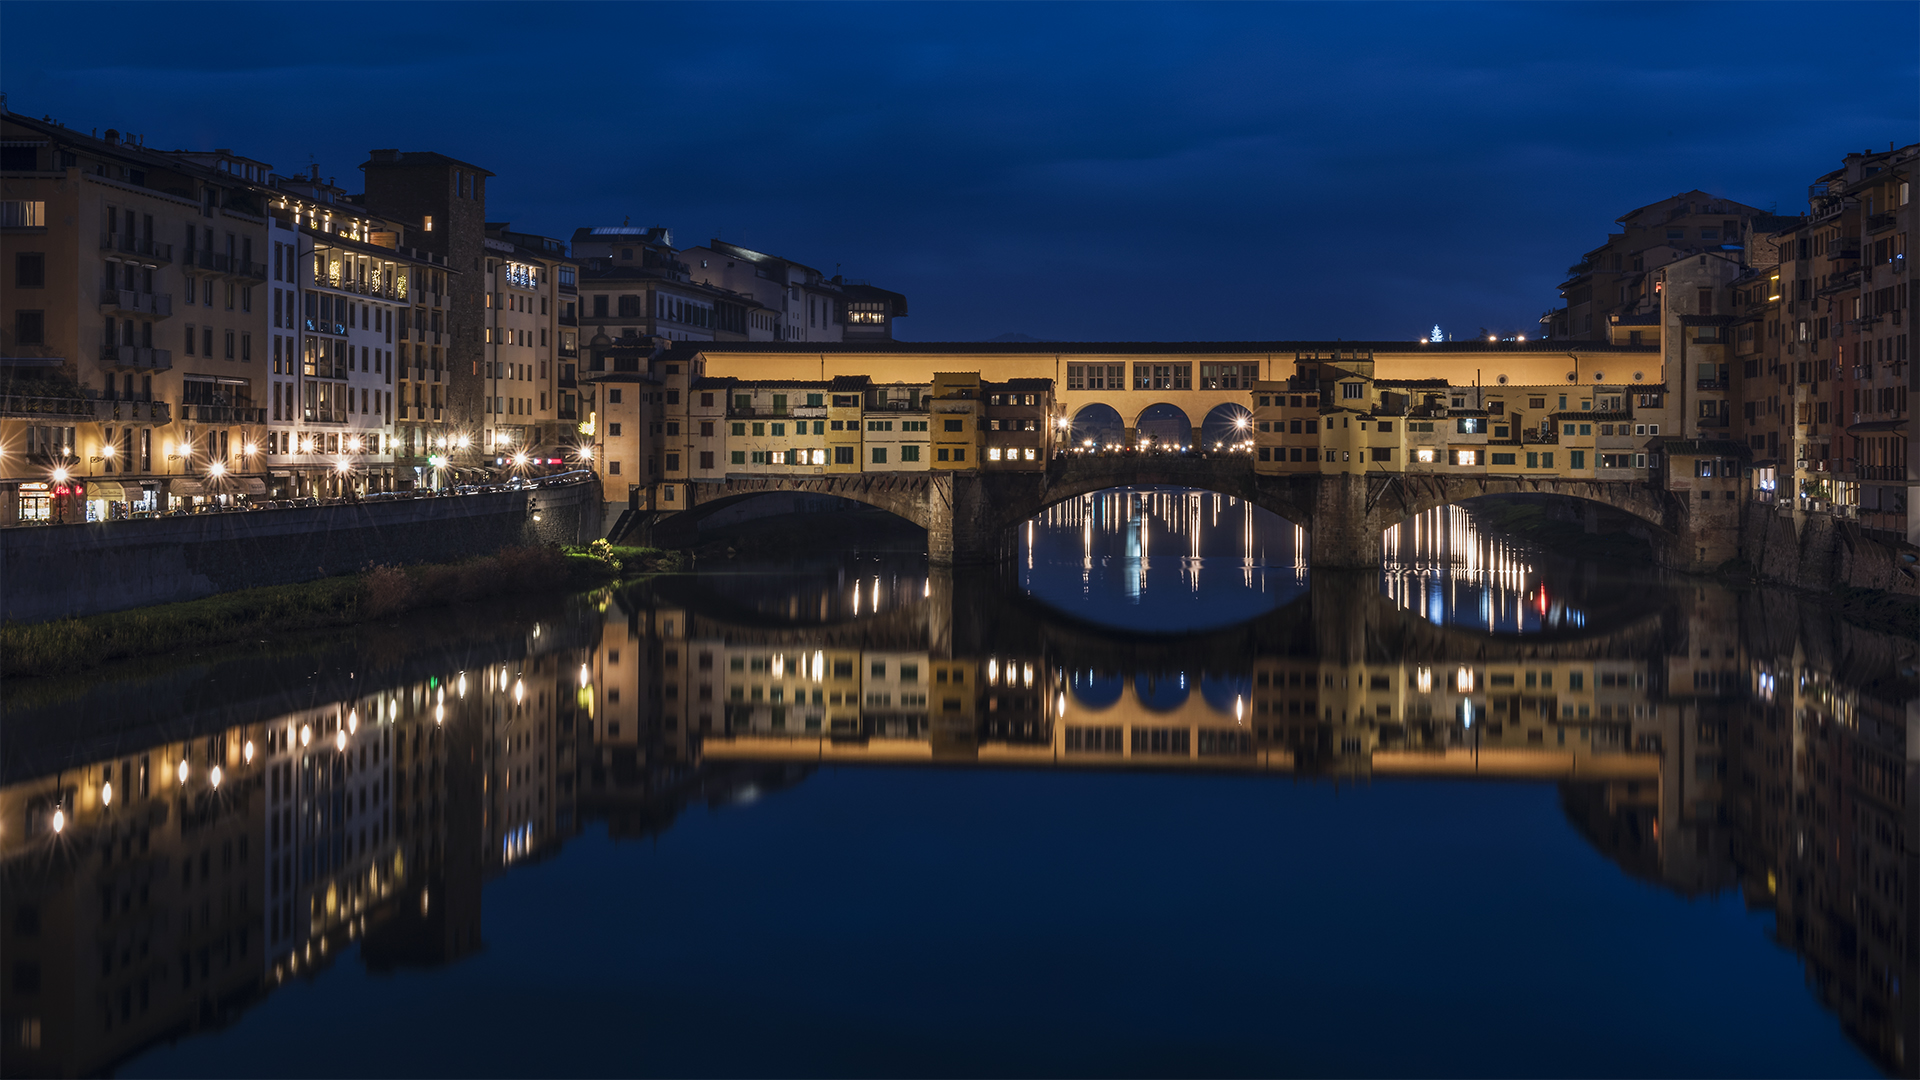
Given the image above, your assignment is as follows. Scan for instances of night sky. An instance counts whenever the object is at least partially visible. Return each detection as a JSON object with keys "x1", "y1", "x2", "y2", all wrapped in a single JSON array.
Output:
[{"x1": 5, "y1": 2, "x2": 1915, "y2": 341}]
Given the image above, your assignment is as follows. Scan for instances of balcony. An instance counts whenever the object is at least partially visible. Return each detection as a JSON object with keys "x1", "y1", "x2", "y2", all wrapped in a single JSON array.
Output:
[
  {"x1": 100, "y1": 345, "x2": 173, "y2": 372},
  {"x1": 92, "y1": 398, "x2": 171, "y2": 424},
  {"x1": 1696, "y1": 415, "x2": 1731, "y2": 429},
  {"x1": 326, "y1": 277, "x2": 406, "y2": 301},
  {"x1": 99, "y1": 234, "x2": 174, "y2": 262},
  {"x1": 1696, "y1": 379, "x2": 1728, "y2": 391},
  {"x1": 558, "y1": 344, "x2": 578, "y2": 358},
  {"x1": 558, "y1": 407, "x2": 578, "y2": 421},
  {"x1": 1867, "y1": 212, "x2": 1897, "y2": 234},
  {"x1": 304, "y1": 317, "x2": 350, "y2": 336},
  {"x1": 2, "y1": 393, "x2": 93, "y2": 421},
  {"x1": 99, "y1": 289, "x2": 173, "y2": 317},
  {"x1": 558, "y1": 313, "x2": 578, "y2": 327},
  {"x1": 177, "y1": 404, "x2": 266, "y2": 424},
  {"x1": 558, "y1": 371, "x2": 577, "y2": 389}
]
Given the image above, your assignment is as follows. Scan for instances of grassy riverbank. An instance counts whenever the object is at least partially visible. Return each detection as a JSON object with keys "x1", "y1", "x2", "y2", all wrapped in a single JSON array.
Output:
[{"x1": 0, "y1": 543, "x2": 677, "y2": 679}]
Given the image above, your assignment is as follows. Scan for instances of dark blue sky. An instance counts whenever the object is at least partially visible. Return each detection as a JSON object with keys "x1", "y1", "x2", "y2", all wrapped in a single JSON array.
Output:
[{"x1": 5, "y1": 2, "x2": 1915, "y2": 341}]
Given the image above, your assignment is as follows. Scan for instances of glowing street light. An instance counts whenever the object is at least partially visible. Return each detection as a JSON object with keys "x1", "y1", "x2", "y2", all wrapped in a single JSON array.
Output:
[
  {"x1": 50, "y1": 466, "x2": 69, "y2": 483},
  {"x1": 208, "y1": 461, "x2": 226, "y2": 478}
]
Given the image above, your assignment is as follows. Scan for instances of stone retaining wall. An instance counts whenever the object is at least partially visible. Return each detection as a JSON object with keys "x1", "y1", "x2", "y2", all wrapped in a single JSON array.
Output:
[
  {"x1": 0, "y1": 482, "x2": 601, "y2": 623},
  {"x1": 1739, "y1": 502, "x2": 1918, "y2": 598}
]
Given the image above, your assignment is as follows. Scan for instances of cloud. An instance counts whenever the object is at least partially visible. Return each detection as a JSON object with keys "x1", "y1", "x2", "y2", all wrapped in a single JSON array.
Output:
[{"x1": 4, "y1": 1, "x2": 1914, "y2": 340}]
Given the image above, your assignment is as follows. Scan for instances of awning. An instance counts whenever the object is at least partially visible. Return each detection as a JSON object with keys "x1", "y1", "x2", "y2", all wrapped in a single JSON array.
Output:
[
  {"x1": 237, "y1": 477, "x2": 267, "y2": 495},
  {"x1": 88, "y1": 480, "x2": 126, "y2": 500},
  {"x1": 169, "y1": 479, "x2": 206, "y2": 497}
]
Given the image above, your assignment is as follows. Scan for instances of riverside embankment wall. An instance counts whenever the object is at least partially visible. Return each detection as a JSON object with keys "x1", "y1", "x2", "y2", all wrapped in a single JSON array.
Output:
[
  {"x1": 1740, "y1": 503, "x2": 1919, "y2": 599},
  {"x1": 0, "y1": 482, "x2": 601, "y2": 623}
]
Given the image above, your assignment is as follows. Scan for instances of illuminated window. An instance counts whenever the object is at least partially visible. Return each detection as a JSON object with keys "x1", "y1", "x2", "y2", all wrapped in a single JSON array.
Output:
[
  {"x1": 1453, "y1": 449, "x2": 1478, "y2": 466},
  {"x1": 988, "y1": 448, "x2": 1002, "y2": 461}
]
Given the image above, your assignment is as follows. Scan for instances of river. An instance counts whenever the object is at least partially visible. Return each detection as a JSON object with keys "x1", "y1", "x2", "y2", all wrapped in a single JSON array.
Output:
[{"x1": 2, "y1": 491, "x2": 1911, "y2": 1078}]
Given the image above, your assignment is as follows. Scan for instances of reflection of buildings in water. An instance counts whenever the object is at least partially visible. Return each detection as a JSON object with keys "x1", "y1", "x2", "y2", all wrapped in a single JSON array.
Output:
[
  {"x1": 0, "y1": 620, "x2": 586, "y2": 1077},
  {"x1": 1728, "y1": 630, "x2": 1916, "y2": 1077},
  {"x1": 1381, "y1": 505, "x2": 1588, "y2": 633},
  {"x1": 0, "y1": 731, "x2": 267, "y2": 1077},
  {"x1": 2, "y1": 562, "x2": 1910, "y2": 1077}
]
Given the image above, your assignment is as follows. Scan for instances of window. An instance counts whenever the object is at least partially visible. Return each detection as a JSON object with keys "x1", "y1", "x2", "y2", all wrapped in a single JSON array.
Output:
[
  {"x1": 14, "y1": 253, "x2": 44, "y2": 288},
  {"x1": 944, "y1": 418, "x2": 964, "y2": 431},
  {"x1": 1491, "y1": 452, "x2": 1516, "y2": 465},
  {"x1": 608, "y1": 423, "x2": 621, "y2": 437},
  {"x1": 834, "y1": 446, "x2": 854, "y2": 464},
  {"x1": 1453, "y1": 449, "x2": 1478, "y2": 466},
  {"x1": 1340, "y1": 382, "x2": 1363, "y2": 400},
  {"x1": 901, "y1": 445, "x2": 920, "y2": 462},
  {"x1": 871, "y1": 448, "x2": 888, "y2": 464},
  {"x1": 730, "y1": 450, "x2": 745, "y2": 465},
  {"x1": 13, "y1": 311, "x2": 44, "y2": 345},
  {"x1": 699, "y1": 451, "x2": 714, "y2": 469},
  {"x1": 0, "y1": 200, "x2": 46, "y2": 227}
]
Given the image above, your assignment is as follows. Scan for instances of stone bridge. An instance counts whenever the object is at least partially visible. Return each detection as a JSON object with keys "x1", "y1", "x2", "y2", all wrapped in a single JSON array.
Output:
[{"x1": 634, "y1": 456, "x2": 1730, "y2": 571}]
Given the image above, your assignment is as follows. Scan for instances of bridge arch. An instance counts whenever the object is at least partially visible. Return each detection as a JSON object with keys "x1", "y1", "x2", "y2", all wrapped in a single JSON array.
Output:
[
  {"x1": 638, "y1": 474, "x2": 935, "y2": 546},
  {"x1": 1366, "y1": 475, "x2": 1682, "y2": 541},
  {"x1": 981, "y1": 457, "x2": 1317, "y2": 536},
  {"x1": 1198, "y1": 402, "x2": 1253, "y2": 451},
  {"x1": 1131, "y1": 403, "x2": 1193, "y2": 448},
  {"x1": 1065, "y1": 403, "x2": 1126, "y2": 450}
]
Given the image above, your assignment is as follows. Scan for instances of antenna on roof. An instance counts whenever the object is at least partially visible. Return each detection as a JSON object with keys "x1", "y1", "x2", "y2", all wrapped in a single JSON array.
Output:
[{"x1": 622, "y1": 215, "x2": 630, "y2": 227}]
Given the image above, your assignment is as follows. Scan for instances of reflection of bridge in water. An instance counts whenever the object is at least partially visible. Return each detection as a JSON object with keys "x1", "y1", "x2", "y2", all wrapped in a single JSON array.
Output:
[
  {"x1": 693, "y1": 567, "x2": 1670, "y2": 784},
  {"x1": 1, "y1": 562, "x2": 1912, "y2": 1077}
]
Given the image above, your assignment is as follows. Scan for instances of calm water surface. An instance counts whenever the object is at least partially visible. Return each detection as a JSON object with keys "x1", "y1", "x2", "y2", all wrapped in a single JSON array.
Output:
[{"x1": 2, "y1": 492, "x2": 1911, "y2": 1078}]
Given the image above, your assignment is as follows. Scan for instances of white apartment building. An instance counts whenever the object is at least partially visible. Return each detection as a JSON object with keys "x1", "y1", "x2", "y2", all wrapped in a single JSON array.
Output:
[{"x1": 262, "y1": 171, "x2": 435, "y2": 497}]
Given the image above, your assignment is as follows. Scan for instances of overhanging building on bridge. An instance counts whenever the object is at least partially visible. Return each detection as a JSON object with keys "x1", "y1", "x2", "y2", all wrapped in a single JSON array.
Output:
[{"x1": 584, "y1": 338, "x2": 1767, "y2": 570}]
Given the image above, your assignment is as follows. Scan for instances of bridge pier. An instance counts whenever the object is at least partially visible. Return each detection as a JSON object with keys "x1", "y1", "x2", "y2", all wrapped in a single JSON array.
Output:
[{"x1": 1308, "y1": 472, "x2": 1378, "y2": 569}]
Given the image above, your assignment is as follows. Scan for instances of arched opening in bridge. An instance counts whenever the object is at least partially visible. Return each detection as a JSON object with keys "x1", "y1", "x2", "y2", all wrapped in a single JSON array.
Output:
[
  {"x1": 1379, "y1": 495, "x2": 1662, "y2": 636},
  {"x1": 1066, "y1": 403, "x2": 1126, "y2": 451},
  {"x1": 1199, "y1": 403, "x2": 1253, "y2": 452},
  {"x1": 637, "y1": 489, "x2": 926, "y2": 551},
  {"x1": 1133, "y1": 671, "x2": 1191, "y2": 712},
  {"x1": 1068, "y1": 670, "x2": 1125, "y2": 708},
  {"x1": 1017, "y1": 487, "x2": 1309, "y2": 632},
  {"x1": 1133, "y1": 404, "x2": 1192, "y2": 450}
]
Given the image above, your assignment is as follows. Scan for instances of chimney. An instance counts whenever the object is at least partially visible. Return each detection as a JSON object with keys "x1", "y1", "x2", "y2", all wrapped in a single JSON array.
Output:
[
  {"x1": 310, "y1": 163, "x2": 320, "y2": 181},
  {"x1": 103, "y1": 128, "x2": 120, "y2": 146},
  {"x1": 368, "y1": 149, "x2": 399, "y2": 164}
]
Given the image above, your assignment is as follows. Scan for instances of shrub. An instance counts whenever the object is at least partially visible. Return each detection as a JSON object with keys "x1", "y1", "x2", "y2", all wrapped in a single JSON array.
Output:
[{"x1": 361, "y1": 564, "x2": 416, "y2": 619}]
